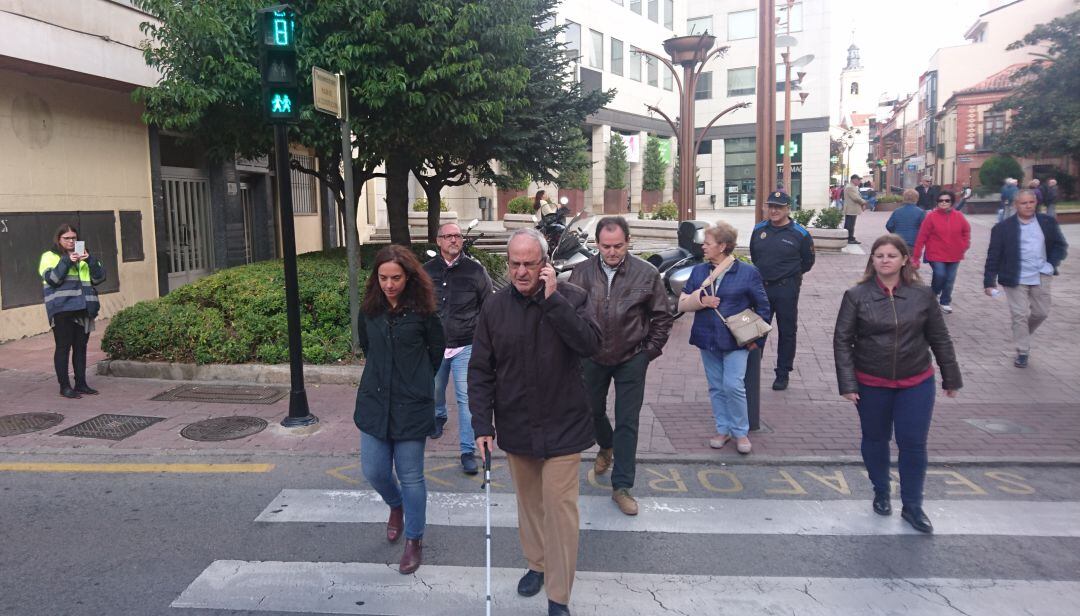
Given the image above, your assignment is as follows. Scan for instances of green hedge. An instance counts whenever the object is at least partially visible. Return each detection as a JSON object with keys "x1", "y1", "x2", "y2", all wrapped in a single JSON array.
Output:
[
  {"x1": 506, "y1": 195, "x2": 534, "y2": 214},
  {"x1": 103, "y1": 246, "x2": 504, "y2": 365}
]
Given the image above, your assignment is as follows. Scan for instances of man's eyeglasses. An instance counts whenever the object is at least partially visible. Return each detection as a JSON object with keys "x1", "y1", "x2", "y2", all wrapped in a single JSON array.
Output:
[
  {"x1": 507, "y1": 259, "x2": 544, "y2": 271},
  {"x1": 438, "y1": 233, "x2": 463, "y2": 241}
]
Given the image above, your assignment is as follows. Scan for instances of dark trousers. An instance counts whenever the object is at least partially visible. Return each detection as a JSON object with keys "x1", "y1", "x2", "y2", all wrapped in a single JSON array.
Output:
[
  {"x1": 52, "y1": 312, "x2": 90, "y2": 389},
  {"x1": 856, "y1": 377, "x2": 935, "y2": 507},
  {"x1": 582, "y1": 353, "x2": 649, "y2": 490},
  {"x1": 844, "y1": 214, "x2": 858, "y2": 240},
  {"x1": 764, "y1": 281, "x2": 800, "y2": 376}
]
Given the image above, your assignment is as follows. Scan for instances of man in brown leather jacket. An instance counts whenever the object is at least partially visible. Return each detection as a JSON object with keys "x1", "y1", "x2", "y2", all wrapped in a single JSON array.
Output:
[{"x1": 569, "y1": 216, "x2": 673, "y2": 516}]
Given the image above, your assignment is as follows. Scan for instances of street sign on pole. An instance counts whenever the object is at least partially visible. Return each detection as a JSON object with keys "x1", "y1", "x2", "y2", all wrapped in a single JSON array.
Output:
[{"x1": 311, "y1": 67, "x2": 341, "y2": 118}]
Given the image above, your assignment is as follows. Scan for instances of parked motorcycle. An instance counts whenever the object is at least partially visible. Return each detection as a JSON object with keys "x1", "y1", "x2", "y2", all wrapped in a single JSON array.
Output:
[
  {"x1": 646, "y1": 220, "x2": 710, "y2": 318},
  {"x1": 531, "y1": 206, "x2": 596, "y2": 280}
]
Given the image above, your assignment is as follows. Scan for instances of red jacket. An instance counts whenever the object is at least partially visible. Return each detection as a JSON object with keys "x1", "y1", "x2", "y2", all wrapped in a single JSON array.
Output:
[{"x1": 913, "y1": 208, "x2": 971, "y2": 264}]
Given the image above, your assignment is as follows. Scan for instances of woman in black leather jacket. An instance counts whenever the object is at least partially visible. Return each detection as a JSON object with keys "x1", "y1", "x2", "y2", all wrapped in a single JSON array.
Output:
[{"x1": 833, "y1": 234, "x2": 962, "y2": 533}]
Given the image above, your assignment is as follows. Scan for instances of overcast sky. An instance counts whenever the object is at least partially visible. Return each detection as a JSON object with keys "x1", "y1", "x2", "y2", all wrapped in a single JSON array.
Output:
[{"x1": 829, "y1": 0, "x2": 985, "y2": 105}]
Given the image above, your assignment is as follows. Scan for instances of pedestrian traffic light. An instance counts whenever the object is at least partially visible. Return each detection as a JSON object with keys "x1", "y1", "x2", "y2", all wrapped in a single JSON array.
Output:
[{"x1": 258, "y1": 5, "x2": 299, "y2": 123}]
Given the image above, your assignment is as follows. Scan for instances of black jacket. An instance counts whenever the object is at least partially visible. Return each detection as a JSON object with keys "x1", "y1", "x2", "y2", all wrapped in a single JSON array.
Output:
[
  {"x1": 468, "y1": 283, "x2": 601, "y2": 458},
  {"x1": 354, "y1": 310, "x2": 445, "y2": 441},
  {"x1": 833, "y1": 280, "x2": 962, "y2": 395},
  {"x1": 983, "y1": 214, "x2": 1068, "y2": 288},
  {"x1": 568, "y1": 254, "x2": 673, "y2": 365},
  {"x1": 423, "y1": 255, "x2": 493, "y2": 347}
]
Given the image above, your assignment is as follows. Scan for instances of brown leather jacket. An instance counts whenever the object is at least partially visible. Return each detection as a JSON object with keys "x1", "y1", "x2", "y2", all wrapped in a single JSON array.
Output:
[
  {"x1": 569, "y1": 254, "x2": 674, "y2": 366},
  {"x1": 833, "y1": 280, "x2": 962, "y2": 395}
]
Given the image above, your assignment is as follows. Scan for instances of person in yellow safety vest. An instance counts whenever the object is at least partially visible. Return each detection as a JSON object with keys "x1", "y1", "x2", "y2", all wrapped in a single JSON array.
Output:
[{"x1": 38, "y1": 223, "x2": 106, "y2": 399}]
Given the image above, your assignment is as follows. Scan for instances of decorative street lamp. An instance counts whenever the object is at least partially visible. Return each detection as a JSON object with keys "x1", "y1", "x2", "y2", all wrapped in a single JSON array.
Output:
[
  {"x1": 637, "y1": 35, "x2": 749, "y2": 221},
  {"x1": 780, "y1": 50, "x2": 813, "y2": 198}
]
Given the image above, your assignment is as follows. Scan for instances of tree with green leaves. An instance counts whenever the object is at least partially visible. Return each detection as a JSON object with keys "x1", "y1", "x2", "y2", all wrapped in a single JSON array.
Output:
[
  {"x1": 605, "y1": 134, "x2": 629, "y2": 190},
  {"x1": 134, "y1": 0, "x2": 609, "y2": 245},
  {"x1": 555, "y1": 129, "x2": 591, "y2": 191},
  {"x1": 979, "y1": 154, "x2": 1024, "y2": 189},
  {"x1": 642, "y1": 134, "x2": 666, "y2": 192},
  {"x1": 993, "y1": 8, "x2": 1080, "y2": 163}
]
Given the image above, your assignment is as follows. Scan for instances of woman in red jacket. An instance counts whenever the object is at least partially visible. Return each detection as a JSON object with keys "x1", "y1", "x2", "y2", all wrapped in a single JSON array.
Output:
[{"x1": 912, "y1": 190, "x2": 971, "y2": 313}]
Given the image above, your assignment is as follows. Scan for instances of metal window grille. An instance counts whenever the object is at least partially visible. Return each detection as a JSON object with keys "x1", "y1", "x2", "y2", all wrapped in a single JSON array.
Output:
[{"x1": 290, "y1": 154, "x2": 317, "y2": 214}]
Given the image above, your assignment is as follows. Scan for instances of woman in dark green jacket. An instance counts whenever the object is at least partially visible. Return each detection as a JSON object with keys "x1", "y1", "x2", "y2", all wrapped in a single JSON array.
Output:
[{"x1": 355, "y1": 245, "x2": 445, "y2": 574}]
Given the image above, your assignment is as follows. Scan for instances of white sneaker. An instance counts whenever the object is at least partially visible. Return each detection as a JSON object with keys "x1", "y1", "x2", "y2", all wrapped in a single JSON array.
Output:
[{"x1": 940, "y1": 304, "x2": 953, "y2": 314}]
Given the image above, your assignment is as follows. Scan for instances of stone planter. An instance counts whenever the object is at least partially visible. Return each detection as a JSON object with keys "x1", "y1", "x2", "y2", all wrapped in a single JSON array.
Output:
[
  {"x1": 627, "y1": 218, "x2": 679, "y2": 240},
  {"x1": 408, "y1": 210, "x2": 457, "y2": 236},
  {"x1": 809, "y1": 227, "x2": 848, "y2": 253},
  {"x1": 874, "y1": 201, "x2": 902, "y2": 212},
  {"x1": 558, "y1": 188, "x2": 586, "y2": 215},
  {"x1": 641, "y1": 190, "x2": 663, "y2": 213},
  {"x1": 503, "y1": 213, "x2": 536, "y2": 230},
  {"x1": 497, "y1": 189, "x2": 527, "y2": 219},
  {"x1": 604, "y1": 188, "x2": 628, "y2": 215},
  {"x1": 1057, "y1": 211, "x2": 1080, "y2": 225}
]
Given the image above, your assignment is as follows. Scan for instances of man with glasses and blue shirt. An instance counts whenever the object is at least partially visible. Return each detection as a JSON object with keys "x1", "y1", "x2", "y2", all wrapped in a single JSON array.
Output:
[{"x1": 422, "y1": 222, "x2": 492, "y2": 474}]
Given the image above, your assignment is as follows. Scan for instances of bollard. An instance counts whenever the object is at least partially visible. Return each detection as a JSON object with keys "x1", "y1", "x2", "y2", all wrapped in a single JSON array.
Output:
[{"x1": 745, "y1": 346, "x2": 762, "y2": 431}]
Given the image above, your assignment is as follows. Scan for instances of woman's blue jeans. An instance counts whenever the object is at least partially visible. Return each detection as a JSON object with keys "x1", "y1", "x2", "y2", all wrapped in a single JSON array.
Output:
[
  {"x1": 928, "y1": 261, "x2": 960, "y2": 306},
  {"x1": 856, "y1": 377, "x2": 936, "y2": 508},
  {"x1": 700, "y1": 348, "x2": 750, "y2": 438},
  {"x1": 360, "y1": 432, "x2": 427, "y2": 540}
]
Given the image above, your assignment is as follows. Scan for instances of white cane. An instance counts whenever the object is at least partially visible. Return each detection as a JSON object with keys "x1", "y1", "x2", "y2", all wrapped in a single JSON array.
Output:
[{"x1": 483, "y1": 442, "x2": 492, "y2": 616}]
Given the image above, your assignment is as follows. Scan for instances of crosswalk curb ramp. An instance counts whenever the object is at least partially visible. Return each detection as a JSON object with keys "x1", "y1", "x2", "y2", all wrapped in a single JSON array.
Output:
[{"x1": 173, "y1": 489, "x2": 1080, "y2": 615}]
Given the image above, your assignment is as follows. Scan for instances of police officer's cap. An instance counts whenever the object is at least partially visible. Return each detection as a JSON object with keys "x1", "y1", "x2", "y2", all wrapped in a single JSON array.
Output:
[{"x1": 765, "y1": 191, "x2": 791, "y2": 207}]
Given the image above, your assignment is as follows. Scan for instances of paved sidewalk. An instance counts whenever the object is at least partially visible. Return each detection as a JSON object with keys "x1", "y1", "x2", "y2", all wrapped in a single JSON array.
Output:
[{"x1": 1, "y1": 212, "x2": 1077, "y2": 461}]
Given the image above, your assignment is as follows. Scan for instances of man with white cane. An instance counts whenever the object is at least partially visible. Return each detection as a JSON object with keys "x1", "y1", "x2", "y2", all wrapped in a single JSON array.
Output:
[{"x1": 471, "y1": 229, "x2": 601, "y2": 616}]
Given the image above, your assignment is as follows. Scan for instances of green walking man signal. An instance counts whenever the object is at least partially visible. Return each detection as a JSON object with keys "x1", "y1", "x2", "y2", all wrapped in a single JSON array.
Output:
[{"x1": 258, "y1": 5, "x2": 299, "y2": 123}]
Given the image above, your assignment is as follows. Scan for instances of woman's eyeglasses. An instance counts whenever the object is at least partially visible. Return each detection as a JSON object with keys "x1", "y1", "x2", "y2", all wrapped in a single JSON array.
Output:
[{"x1": 937, "y1": 198, "x2": 952, "y2": 203}]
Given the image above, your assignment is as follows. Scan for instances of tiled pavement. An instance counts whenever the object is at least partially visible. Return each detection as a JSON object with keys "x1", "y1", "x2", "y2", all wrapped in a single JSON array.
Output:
[{"x1": 1, "y1": 211, "x2": 1077, "y2": 461}]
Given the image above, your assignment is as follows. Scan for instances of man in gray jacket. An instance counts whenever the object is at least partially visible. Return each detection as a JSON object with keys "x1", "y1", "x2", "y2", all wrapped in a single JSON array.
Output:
[
  {"x1": 843, "y1": 174, "x2": 868, "y2": 244},
  {"x1": 569, "y1": 217, "x2": 673, "y2": 516}
]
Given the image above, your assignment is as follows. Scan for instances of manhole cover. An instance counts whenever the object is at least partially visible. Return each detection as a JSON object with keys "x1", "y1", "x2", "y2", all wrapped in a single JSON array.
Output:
[
  {"x1": 963, "y1": 418, "x2": 1035, "y2": 435},
  {"x1": 0, "y1": 412, "x2": 64, "y2": 437},
  {"x1": 181, "y1": 416, "x2": 268, "y2": 442},
  {"x1": 152, "y1": 384, "x2": 287, "y2": 405},
  {"x1": 55, "y1": 414, "x2": 164, "y2": 441}
]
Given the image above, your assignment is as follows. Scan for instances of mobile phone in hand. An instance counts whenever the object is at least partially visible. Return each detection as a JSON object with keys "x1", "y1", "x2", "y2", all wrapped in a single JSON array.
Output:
[{"x1": 74, "y1": 241, "x2": 85, "y2": 255}]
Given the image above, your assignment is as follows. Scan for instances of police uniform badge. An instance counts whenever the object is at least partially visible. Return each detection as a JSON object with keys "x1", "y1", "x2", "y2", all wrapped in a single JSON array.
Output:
[{"x1": 760, "y1": 231, "x2": 767, "y2": 239}]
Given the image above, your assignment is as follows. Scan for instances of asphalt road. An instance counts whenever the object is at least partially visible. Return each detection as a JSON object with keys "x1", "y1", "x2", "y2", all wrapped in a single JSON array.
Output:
[{"x1": 2, "y1": 452, "x2": 1079, "y2": 615}]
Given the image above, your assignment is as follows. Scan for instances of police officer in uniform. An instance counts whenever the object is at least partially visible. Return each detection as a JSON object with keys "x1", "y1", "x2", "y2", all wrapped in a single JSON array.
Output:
[{"x1": 749, "y1": 191, "x2": 815, "y2": 391}]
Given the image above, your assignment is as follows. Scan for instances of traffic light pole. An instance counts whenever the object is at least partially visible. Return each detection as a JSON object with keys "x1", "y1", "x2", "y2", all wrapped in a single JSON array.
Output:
[{"x1": 274, "y1": 122, "x2": 317, "y2": 427}]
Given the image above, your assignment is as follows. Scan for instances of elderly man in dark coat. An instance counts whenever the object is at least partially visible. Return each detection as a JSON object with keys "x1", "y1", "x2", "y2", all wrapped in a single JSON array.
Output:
[{"x1": 470, "y1": 228, "x2": 601, "y2": 616}]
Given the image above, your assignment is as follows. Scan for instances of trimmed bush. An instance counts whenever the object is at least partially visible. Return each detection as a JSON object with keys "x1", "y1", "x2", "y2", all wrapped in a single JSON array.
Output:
[
  {"x1": 642, "y1": 135, "x2": 666, "y2": 192},
  {"x1": 506, "y1": 195, "x2": 534, "y2": 214},
  {"x1": 812, "y1": 208, "x2": 844, "y2": 229},
  {"x1": 411, "y1": 198, "x2": 448, "y2": 212},
  {"x1": 876, "y1": 194, "x2": 903, "y2": 204},
  {"x1": 103, "y1": 246, "x2": 504, "y2": 365},
  {"x1": 791, "y1": 208, "x2": 815, "y2": 227},
  {"x1": 606, "y1": 133, "x2": 629, "y2": 190},
  {"x1": 648, "y1": 201, "x2": 678, "y2": 220},
  {"x1": 979, "y1": 154, "x2": 1024, "y2": 190}
]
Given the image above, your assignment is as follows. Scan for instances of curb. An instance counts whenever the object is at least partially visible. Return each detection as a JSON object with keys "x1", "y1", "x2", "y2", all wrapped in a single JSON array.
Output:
[
  {"x1": 2, "y1": 446, "x2": 1078, "y2": 467},
  {"x1": 98, "y1": 359, "x2": 361, "y2": 386}
]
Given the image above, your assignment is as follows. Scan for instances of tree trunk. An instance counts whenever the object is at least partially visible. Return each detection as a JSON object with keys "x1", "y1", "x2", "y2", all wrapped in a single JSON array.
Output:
[
  {"x1": 385, "y1": 150, "x2": 412, "y2": 245},
  {"x1": 424, "y1": 182, "x2": 443, "y2": 243}
]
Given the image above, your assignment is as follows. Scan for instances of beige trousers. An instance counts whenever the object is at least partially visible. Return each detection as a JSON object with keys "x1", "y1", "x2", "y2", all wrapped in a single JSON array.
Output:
[
  {"x1": 1003, "y1": 275, "x2": 1052, "y2": 353},
  {"x1": 506, "y1": 452, "x2": 581, "y2": 605}
]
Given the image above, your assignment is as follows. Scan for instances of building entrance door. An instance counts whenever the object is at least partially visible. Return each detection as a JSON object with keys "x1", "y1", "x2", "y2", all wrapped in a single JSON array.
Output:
[{"x1": 161, "y1": 166, "x2": 214, "y2": 290}]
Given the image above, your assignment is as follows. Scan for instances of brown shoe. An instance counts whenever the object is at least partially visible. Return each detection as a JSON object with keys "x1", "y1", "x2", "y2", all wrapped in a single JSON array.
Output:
[
  {"x1": 399, "y1": 538, "x2": 422, "y2": 574},
  {"x1": 708, "y1": 434, "x2": 731, "y2": 449},
  {"x1": 612, "y1": 488, "x2": 639, "y2": 516},
  {"x1": 735, "y1": 436, "x2": 752, "y2": 454},
  {"x1": 593, "y1": 448, "x2": 613, "y2": 475},
  {"x1": 386, "y1": 506, "x2": 404, "y2": 543}
]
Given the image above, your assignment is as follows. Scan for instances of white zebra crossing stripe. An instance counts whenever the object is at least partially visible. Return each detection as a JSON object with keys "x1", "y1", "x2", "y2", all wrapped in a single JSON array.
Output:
[
  {"x1": 255, "y1": 489, "x2": 1080, "y2": 537},
  {"x1": 172, "y1": 561, "x2": 1080, "y2": 615}
]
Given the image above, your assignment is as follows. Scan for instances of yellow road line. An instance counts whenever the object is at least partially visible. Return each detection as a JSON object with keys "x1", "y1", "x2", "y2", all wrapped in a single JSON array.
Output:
[{"x1": 0, "y1": 462, "x2": 274, "y2": 474}]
